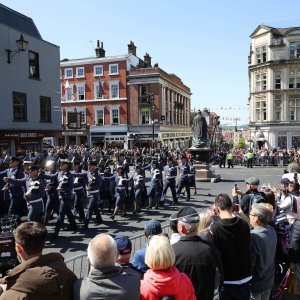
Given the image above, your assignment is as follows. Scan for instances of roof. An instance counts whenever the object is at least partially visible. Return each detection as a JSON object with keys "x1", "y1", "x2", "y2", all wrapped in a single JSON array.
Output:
[
  {"x1": 251, "y1": 24, "x2": 300, "y2": 38},
  {"x1": 0, "y1": 3, "x2": 42, "y2": 39}
]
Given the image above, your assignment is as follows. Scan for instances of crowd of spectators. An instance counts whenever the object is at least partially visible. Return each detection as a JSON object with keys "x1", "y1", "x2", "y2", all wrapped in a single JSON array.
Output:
[{"x1": 0, "y1": 159, "x2": 300, "y2": 299}]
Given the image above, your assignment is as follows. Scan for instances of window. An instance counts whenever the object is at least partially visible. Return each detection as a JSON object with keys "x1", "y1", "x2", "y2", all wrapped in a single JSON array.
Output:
[
  {"x1": 275, "y1": 71, "x2": 281, "y2": 89},
  {"x1": 76, "y1": 67, "x2": 85, "y2": 78},
  {"x1": 255, "y1": 74, "x2": 267, "y2": 91},
  {"x1": 109, "y1": 64, "x2": 118, "y2": 75},
  {"x1": 111, "y1": 108, "x2": 119, "y2": 125},
  {"x1": 95, "y1": 108, "x2": 104, "y2": 125},
  {"x1": 40, "y1": 96, "x2": 51, "y2": 122},
  {"x1": 256, "y1": 45, "x2": 267, "y2": 64},
  {"x1": 255, "y1": 99, "x2": 267, "y2": 121},
  {"x1": 290, "y1": 42, "x2": 300, "y2": 59},
  {"x1": 94, "y1": 65, "x2": 103, "y2": 76},
  {"x1": 77, "y1": 85, "x2": 85, "y2": 100},
  {"x1": 76, "y1": 108, "x2": 86, "y2": 124},
  {"x1": 289, "y1": 71, "x2": 300, "y2": 88},
  {"x1": 13, "y1": 92, "x2": 27, "y2": 121},
  {"x1": 110, "y1": 81, "x2": 119, "y2": 98},
  {"x1": 65, "y1": 68, "x2": 73, "y2": 79},
  {"x1": 140, "y1": 107, "x2": 150, "y2": 124},
  {"x1": 29, "y1": 51, "x2": 39, "y2": 79},
  {"x1": 289, "y1": 71, "x2": 295, "y2": 88},
  {"x1": 288, "y1": 96, "x2": 300, "y2": 121},
  {"x1": 275, "y1": 98, "x2": 282, "y2": 121},
  {"x1": 94, "y1": 81, "x2": 105, "y2": 99}
]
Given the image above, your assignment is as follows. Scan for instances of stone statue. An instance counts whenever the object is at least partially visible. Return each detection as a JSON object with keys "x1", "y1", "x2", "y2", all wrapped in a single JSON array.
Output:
[{"x1": 192, "y1": 110, "x2": 208, "y2": 148}]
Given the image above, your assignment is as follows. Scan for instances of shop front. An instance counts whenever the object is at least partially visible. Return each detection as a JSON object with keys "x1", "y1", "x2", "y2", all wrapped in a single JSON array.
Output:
[
  {"x1": 0, "y1": 130, "x2": 61, "y2": 156},
  {"x1": 60, "y1": 131, "x2": 89, "y2": 146}
]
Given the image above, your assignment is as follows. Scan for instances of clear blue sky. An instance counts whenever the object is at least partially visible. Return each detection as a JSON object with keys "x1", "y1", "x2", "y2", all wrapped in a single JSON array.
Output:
[{"x1": 2, "y1": 0, "x2": 300, "y2": 125}]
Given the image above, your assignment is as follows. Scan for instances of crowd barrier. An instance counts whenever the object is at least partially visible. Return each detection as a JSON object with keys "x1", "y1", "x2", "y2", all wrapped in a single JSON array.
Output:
[{"x1": 64, "y1": 223, "x2": 171, "y2": 278}]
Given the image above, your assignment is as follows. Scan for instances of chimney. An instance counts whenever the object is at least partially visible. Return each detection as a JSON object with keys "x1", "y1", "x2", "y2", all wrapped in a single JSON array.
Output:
[
  {"x1": 95, "y1": 40, "x2": 105, "y2": 58},
  {"x1": 128, "y1": 41, "x2": 137, "y2": 56},
  {"x1": 144, "y1": 53, "x2": 152, "y2": 67}
]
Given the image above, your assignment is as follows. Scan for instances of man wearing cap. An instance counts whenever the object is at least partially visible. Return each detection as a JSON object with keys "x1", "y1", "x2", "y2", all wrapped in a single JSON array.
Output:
[
  {"x1": 172, "y1": 206, "x2": 223, "y2": 300},
  {"x1": 4, "y1": 165, "x2": 45, "y2": 222},
  {"x1": 131, "y1": 220, "x2": 162, "y2": 273},
  {"x1": 0, "y1": 157, "x2": 26, "y2": 217},
  {"x1": 160, "y1": 157, "x2": 178, "y2": 206},
  {"x1": 114, "y1": 235, "x2": 143, "y2": 278},
  {"x1": 42, "y1": 159, "x2": 77, "y2": 237},
  {"x1": 74, "y1": 161, "x2": 102, "y2": 229},
  {"x1": 232, "y1": 176, "x2": 266, "y2": 215},
  {"x1": 71, "y1": 160, "x2": 87, "y2": 222}
]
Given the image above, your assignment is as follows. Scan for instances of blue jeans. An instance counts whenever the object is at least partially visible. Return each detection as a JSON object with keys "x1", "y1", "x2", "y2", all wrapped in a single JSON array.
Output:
[{"x1": 220, "y1": 283, "x2": 250, "y2": 300}]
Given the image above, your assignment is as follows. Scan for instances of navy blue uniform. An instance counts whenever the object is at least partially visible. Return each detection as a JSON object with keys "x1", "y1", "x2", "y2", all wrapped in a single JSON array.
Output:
[
  {"x1": 44, "y1": 170, "x2": 59, "y2": 224},
  {"x1": 160, "y1": 165, "x2": 178, "y2": 204},
  {"x1": 85, "y1": 171, "x2": 102, "y2": 226},
  {"x1": 72, "y1": 170, "x2": 87, "y2": 221},
  {"x1": 176, "y1": 166, "x2": 190, "y2": 202},
  {"x1": 0, "y1": 167, "x2": 25, "y2": 217}
]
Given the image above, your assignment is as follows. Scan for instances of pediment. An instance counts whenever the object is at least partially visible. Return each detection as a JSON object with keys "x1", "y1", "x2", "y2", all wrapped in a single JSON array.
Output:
[{"x1": 250, "y1": 25, "x2": 272, "y2": 38}]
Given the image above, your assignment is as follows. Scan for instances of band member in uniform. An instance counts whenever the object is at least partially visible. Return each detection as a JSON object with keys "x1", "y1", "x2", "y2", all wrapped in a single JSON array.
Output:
[
  {"x1": 147, "y1": 169, "x2": 162, "y2": 209},
  {"x1": 160, "y1": 157, "x2": 178, "y2": 206},
  {"x1": 176, "y1": 165, "x2": 190, "y2": 202}
]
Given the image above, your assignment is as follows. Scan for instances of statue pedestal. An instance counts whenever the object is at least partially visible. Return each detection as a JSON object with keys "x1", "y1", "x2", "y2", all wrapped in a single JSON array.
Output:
[{"x1": 189, "y1": 147, "x2": 221, "y2": 182}]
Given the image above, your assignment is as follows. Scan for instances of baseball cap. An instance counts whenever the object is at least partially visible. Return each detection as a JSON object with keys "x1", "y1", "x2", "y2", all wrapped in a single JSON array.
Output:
[
  {"x1": 245, "y1": 176, "x2": 259, "y2": 186},
  {"x1": 114, "y1": 235, "x2": 132, "y2": 255},
  {"x1": 10, "y1": 156, "x2": 20, "y2": 163},
  {"x1": 281, "y1": 178, "x2": 291, "y2": 185},
  {"x1": 60, "y1": 159, "x2": 70, "y2": 165},
  {"x1": 29, "y1": 165, "x2": 39, "y2": 172},
  {"x1": 145, "y1": 220, "x2": 162, "y2": 237},
  {"x1": 88, "y1": 160, "x2": 97, "y2": 166},
  {"x1": 170, "y1": 206, "x2": 200, "y2": 223}
]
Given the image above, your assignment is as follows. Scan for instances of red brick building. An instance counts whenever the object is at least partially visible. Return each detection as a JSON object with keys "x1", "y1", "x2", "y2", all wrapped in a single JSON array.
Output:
[{"x1": 60, "y1": 41, "x2": 192, "y2": 148}]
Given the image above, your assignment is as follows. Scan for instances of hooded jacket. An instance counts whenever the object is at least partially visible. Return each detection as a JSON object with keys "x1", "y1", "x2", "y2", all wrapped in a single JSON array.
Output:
[
  {"x1": 0, "y1": 253, "x2": 76, "y2": 300},
  {"x1": 207, "y1": 216, "x2": 251, "y2": 282},
  {"x1": 140, "y1": 266, "x2": 196, "y2": 300}
]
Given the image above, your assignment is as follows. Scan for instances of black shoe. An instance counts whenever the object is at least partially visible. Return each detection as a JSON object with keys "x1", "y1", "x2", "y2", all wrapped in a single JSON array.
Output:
[
  {"x1": 146, "y1": 206, "x2": 152, "y2": 209},
  {"x1": 132, "y1": 211, "x2": 137, "y2": 215},
  {"x1": 95, "y1": 218, "x2": 102, "y2": 225},
  {"x1": 121, "y1": 213, "x2": 128, "y2": 218},
  {"x1": 137, "y1": 209, "x2": 142, "y2": 213},
  {"x1": 52, "y1": 231, "x2": 59, "y2": 239},
  {"x1": 83, "y1": 223, "x2": 88, "y2": 230},
  {"x1": 110, "y1": 215, "x2": 115, "y2": 220}
]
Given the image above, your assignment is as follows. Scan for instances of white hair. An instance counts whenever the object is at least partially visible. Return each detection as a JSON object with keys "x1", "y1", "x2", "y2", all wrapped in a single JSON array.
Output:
[
  {"x1": 87, "y1": 234, "x2": 117, "y2": 269},
  {"x1": 178, "y1": 221, "x2": 199, "y2": 235}
]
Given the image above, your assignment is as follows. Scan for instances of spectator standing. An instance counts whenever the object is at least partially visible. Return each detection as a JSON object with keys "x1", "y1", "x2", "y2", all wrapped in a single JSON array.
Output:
[
  {"x1": 207, "y1": 194, "x2": 251, "y2": 300},
  {"x1": 171, "y1": 206, "x2": 223, "y2": 300},
  {"x1": 249, "y1": 203, "x2": 277, "y2": 300},
  {"x1": 73, "y1": 233, "x2": 140, "y2": 300},
  {"x1": 0, "y1": 222, "x2": 76, "y2": 300},
  {"x1": 140, "y1": 235, "x2": 196, "y2": 300},
  {"x1": 232, "y1": 177, "x2": 266, "y2": 215},
  {"x1": 131, "y1": 220, "x2": 162, "y2": 273}
]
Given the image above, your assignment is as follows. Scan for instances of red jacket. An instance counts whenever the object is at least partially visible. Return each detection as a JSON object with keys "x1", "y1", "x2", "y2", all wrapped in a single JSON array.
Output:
[{"x1": 140, "y1": 266, "x2": 196, "y2": 300}]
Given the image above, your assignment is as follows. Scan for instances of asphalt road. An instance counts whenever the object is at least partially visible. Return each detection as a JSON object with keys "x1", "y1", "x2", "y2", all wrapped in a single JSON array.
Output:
[{"x1": 44, "y1": 164, "x2": 285, "y2": 259}]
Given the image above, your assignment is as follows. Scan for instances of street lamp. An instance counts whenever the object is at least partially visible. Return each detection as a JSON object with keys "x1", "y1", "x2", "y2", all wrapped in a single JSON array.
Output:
[
  {"x1": 6, "y1": 34, "x2": 29, "y2": 63},
  {"x1": 142, "y1": 92, "x2": 155, "y2": 147}
]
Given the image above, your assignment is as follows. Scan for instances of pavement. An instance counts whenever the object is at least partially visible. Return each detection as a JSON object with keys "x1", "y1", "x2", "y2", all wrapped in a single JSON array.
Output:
[{"x1": 44, "y1": 164, "x2": 285, "y2": 259}]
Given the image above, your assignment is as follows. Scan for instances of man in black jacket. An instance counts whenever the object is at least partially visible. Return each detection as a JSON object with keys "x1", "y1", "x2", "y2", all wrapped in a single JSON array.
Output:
[
  {"x1": 232, "y1": 176, "x2": 266, "y2": 215},
  {"x1": 171, "y1": 206, "x2": 223, "y2": 300},
  {"x1": 207, "y1": 194, "x2": 251, "y2": 300}
]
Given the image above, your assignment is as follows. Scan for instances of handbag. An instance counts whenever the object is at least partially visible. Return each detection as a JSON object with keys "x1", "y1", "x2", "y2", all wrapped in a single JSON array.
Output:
[{"x1": 286, "y1": 264, "x2": 300, "y2": 295}]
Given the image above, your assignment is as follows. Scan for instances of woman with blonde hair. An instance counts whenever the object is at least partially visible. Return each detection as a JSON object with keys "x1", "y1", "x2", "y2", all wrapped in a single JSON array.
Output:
[
  {"x1": 198, "y1": 211, "x2": 213, "y2": 240},
  {"x1": 140, "y1": 235, "x2": 196, "y2": 300}
]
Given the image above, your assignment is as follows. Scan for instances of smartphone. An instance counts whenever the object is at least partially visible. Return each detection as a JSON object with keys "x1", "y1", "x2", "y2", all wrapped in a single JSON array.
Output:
[{"x1": 232, "y1": 203, "x2": 239, "y2": 212}]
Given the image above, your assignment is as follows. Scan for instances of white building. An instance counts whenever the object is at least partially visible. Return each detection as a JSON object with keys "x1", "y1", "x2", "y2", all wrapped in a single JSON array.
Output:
[
  {"x1": 249, "y1": 25, "x2": 300, "y2": 149},
  {"x1": 0, "y1": 4, "x2": 61, "y2": 155}
]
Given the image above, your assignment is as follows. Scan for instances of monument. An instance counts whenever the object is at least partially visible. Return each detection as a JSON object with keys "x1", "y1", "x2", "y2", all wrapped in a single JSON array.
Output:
[{"x1": 189, "y1": 110, "x2": 220, "y2": 182}]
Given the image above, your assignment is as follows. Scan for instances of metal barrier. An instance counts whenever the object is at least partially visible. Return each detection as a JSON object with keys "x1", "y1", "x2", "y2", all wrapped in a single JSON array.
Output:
[{"x1": 64, "y1": 223, "x2": 171, "y2": 278}]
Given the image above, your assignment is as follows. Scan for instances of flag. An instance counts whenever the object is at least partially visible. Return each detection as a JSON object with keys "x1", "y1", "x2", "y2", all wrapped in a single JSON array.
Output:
[
  {"x1": 99, "y1": 79, "x2": 105, "y2": 98},
  {"x1": 62, "y1": 80, "x2": 69, "y2": 99}
]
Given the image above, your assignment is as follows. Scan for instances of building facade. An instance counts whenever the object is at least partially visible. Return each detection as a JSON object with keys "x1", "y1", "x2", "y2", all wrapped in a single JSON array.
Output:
[
  {"x1": 60, "y1": 42, "x2": 192, "y2": 149},
  {"x1": 249, "y1": 25, "x2": 300, "y2": 149},
  {"x1": 0, "y1": 4, "x2": 61, "y2": 155}
]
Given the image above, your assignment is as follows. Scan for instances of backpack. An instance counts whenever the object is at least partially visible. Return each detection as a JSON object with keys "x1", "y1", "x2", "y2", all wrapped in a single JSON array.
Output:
[{"x1": 249, "y1": 192, "x2": 266, "y2": 211}]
